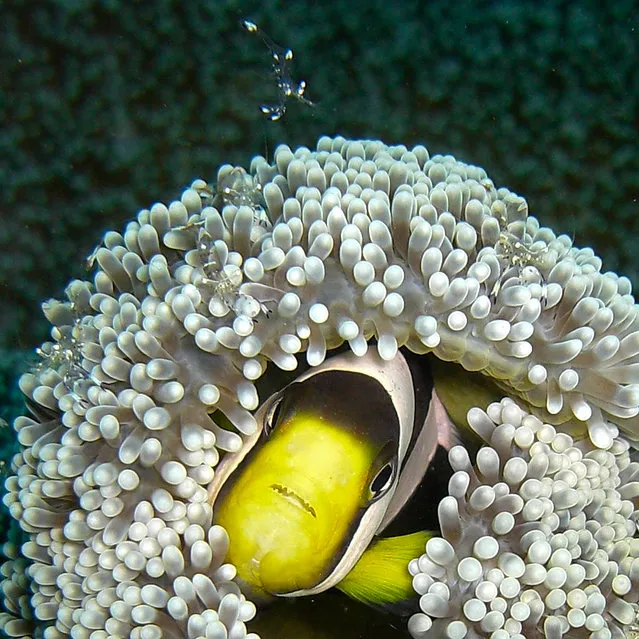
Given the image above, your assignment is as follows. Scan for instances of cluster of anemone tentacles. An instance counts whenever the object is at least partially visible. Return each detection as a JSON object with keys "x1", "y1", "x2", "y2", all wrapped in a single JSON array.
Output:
[{"x1": 0, "y1": 136, "x2": 637, "y2": 639}]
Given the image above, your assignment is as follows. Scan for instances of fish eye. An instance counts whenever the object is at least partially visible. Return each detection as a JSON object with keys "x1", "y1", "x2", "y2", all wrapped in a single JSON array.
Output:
[
  {"x1": 368, "y1": 460, "x2": 395, "y2": 502},
  {"x1": 263, "y1": 394, "x2": 284, "y2": 436}
]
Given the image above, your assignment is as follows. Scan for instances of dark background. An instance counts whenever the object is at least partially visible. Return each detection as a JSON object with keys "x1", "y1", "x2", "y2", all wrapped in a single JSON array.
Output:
[{"x1": 0, "y1": 1, "x2": 637, "y2": 631}]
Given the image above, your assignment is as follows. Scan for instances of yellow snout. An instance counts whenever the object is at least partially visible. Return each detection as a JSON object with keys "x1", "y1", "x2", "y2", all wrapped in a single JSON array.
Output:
[{"x1": 214, "y1": 413, "x2": 376, "y2": 598}]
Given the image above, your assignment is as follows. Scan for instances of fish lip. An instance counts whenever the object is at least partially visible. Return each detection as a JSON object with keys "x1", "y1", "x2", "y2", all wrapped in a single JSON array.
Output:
[{"x1": 269, "y1": 483, "x2": 317, "y2": 518}]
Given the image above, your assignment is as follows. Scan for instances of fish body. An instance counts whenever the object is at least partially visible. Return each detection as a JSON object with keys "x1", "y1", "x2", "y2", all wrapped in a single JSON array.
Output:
[{"x1": 212, "y1": 349, "x2": 458, "y2": 605}]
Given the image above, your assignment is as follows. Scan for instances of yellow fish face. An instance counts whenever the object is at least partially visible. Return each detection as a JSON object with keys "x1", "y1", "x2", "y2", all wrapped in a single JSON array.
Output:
[
  {"x1": 215, "y1": 413, "x2": 384, "y2": 597},
  {"x1": 214, "y1": 364, "x2": 401, "y2": 600}
]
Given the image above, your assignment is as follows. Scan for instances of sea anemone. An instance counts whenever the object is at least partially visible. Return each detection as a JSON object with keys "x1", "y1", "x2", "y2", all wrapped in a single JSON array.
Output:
[
  {"x1": 1, "y1": 136, "x2": 637, "y2": 638},
  {"x1": 408, "y1": 398, "x2": 639, "y2": 639}
]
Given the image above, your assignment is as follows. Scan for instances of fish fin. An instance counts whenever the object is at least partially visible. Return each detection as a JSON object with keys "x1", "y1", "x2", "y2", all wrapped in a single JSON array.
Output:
[
  {"x1": 429, "y1": 357, "x2": 503, "y2": 445},
  {"x1": 335, "y1": 531, "x2": 433, "y2": 610},
  {"x1": 429, "y1": 388, "x2": 466, "y2": 451}
]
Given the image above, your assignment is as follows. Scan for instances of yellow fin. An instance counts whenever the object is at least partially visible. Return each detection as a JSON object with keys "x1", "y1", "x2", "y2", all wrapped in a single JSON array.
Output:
[
  {"x1": 429, "y1": 357, "x2": 502, "y2": 437},
  {"x1": 335, "y1": 531, "x2": 433, "y2": 608}
]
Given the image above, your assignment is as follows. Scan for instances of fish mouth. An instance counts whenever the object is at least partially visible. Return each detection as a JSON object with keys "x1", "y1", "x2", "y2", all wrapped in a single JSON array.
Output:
[{"x1": 270, "y1": 483, "x2": 317, "y2": 518}]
